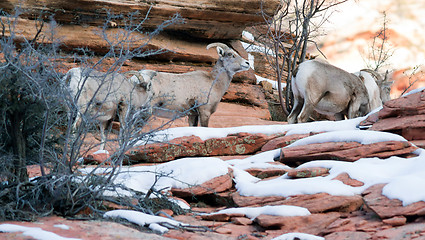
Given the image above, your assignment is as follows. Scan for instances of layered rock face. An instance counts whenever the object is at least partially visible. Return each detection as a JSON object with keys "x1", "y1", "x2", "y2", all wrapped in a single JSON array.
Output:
[
  {"x1": 1, "y1": 0, "x2": 281, "y2": 125},
  {"x1": 1, "y1": 0, "x2": 280, "y2": 39},
  {"x1": 360, "y1": 88, "x2": 425, "y2": 146},
  {"x1": 0, "y1": 0, "x2": 280, "y2": 65}
]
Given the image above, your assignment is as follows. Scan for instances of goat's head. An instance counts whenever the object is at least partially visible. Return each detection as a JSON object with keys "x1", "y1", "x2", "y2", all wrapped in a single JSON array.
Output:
[
  {"x1": 359, "y1": 69, "x2": 393, "y2": 103},
  {"x1": 124, "y1": 71, "x2": 153, "y2": 92},
  {"x1": 378, "y1": 71, "x2": 393, "y2": 103},
  {"x1": 207, "y1": 43, "x2": 250, "y2": 75}
]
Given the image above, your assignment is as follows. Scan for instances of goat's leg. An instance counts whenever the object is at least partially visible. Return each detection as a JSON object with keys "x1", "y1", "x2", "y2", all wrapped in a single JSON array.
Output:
[
  {"x1": 297, "y1": 92, "x2": 323, "y2": 123},
  {"x1": 99, "y1": 121, "x2": 107, "y2": 151},
  {"x1": 287, "y1": 97, "x2": 304, "y2": 124},
  {"x1": 297, "y1": 103, "x2": 314, "y2": 123},
  {"x1": 118, "y1": 103, "x2": 129, "y2": 146},
  {"x1": 347, "y1": 99, "x2": 362, "y2": 119},
  {"x1": 188, "y1": 113, "x2": 199, "y2": 126},
  {"x1": 199, "y1": 111, "x2": 211, "y2": 127},
  {"x1": 334, "y1": 112, "x2": 345, "y2": 121}
]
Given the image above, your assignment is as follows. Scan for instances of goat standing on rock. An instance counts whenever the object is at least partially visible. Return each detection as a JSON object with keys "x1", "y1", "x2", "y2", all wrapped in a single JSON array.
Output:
[
  {"x1": 132, "y1": 42, "x2": 251, "y2": 127},
  {"x1": 288, "y1": 59, "x2": 372, "y2": 124},
  {"x1": 64, "y1": 67, "x2": 152, "y2": 150}
]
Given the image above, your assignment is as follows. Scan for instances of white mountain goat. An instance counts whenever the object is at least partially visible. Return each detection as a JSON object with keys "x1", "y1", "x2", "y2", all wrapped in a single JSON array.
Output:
[
  {"x1": 288, "y1": 59, "x2": 371, "y2": 124},
  {"x1": 64, "y1": 67, "x2": 152, "y2": 150},
  {"x1": 131, "y1": 42, "x2": 251, "y2": 127}
]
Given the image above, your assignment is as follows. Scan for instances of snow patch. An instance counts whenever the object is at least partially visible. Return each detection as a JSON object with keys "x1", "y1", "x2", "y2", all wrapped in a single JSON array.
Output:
[
  {"x1": 104, "y1": 210, "x2": 186, "y2": 234},
  {"x1": 0, "y1": 224, "x2": 80, "y2": 240},
  {"x1": 204, "y1": 205, "x2": 311, "y2": 220}
]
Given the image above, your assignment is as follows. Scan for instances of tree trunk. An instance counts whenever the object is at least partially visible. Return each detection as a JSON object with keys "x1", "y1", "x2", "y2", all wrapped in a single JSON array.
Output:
[{"x1": 9, "y1": 111, "x2": 28, "y2": 183}]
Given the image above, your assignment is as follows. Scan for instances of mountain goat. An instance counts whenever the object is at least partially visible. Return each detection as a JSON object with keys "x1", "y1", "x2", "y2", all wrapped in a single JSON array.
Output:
[
  {"x1": 64, "y1": 67, "x2": 151, "y2": 150},
  {"x1": 288, "y1": 59, "x2": 371, "y2": 124},
  {"x1": 131, "y1": 42, "x2": 250, "y2": 127}
]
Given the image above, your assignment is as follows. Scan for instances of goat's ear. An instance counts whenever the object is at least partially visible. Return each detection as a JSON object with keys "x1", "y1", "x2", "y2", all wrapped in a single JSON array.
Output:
[{"x1": 216, "y1": 46, "x2": 225, "y2": 57}]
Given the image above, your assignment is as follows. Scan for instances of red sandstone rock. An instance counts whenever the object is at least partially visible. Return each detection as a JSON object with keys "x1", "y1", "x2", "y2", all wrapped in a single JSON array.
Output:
[
  {"x1": 1, "y1": 0, "x2": 281, "y2": 39},
  {"x1": 412, "y1": 140, "x2": 425, "y2": 149},
  {"x1": 377, "y1": 89, "x2": 425, "y2": 119},
  {"x1": 231, "y1": 217, "x2": 253, "y2": 225},
  {"x1": 287, "y1": 167, "x2": 330, "y2": 178},
  {"x1": 368, "y1": 115, "x2": 425, "y2": 140},
  {"x1": 382, "y1": 216, "x2": 407, "y2": 226},
  {"x1": 201, "y1": 212, "x2": 245, "y2": 222},
  {"x1": 280, "y1": 193, "x2": 364, "y2": 213},
  {"x1": 359, "y1": 89, "x2": 425, "y2": 141},
  {"x1": 362, "y1": 184, "x2": 425, "y2": 219},
  {"x1": 323, "y1": 211, "x2": 385, "y2": 235},
  {"x1": 26, "y1": 165, "x2": 50, "y2": 178},
  {"x1": 255, "y1": 212, "x2": 340, "y2": 235},
  {"x1": 279, "y1": 141, "x2": 418, "y2": 164},
  {"x1": 146, "y1": 102, "x2": 278, "y2": 130},
  {"x1": 171, "y1": 169, "x2": 233, "y2": 197},
  {"x1": 83, "y1": 151, "x2": 110, "y2": 164},
  {"x1": 232, "y1": 192, "x2": 363, "y2": 214},
  {"x1": 128, "y1": 132, "x2": 273, "y2": 163},
  {"x1": 325, "y1": 231, "x2": 372, "y2": 240},
  {"x1": 223, "y1": 82, "x2": 269, "y2": 109},
  {"x1": 232, "y1": 192, "x2": 287, "y2": 207},
  {"x1": 0, "y1": 216, "x2": 169, "y2": 240},
  {"x1": 261, "y1": 133, "x2": 313, "y2": 152},
  {"x1": 373, "y1": 222, "x2": 425, "y2": 239},
  {"x1": 245, "y1": 167, "x2": 288, "y2": 179},
  {"x1": 332, "y1": 173, "x2": 365, "y2": 187}
]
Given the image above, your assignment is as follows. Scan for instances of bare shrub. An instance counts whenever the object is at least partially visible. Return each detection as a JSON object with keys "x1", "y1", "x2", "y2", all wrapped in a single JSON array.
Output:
[
  {"x1": 256, "y1": 0, "x2": 348, "y2": 116},
  {"x1": 0, "y1": 7, "x2": 188, "y2": 221}
]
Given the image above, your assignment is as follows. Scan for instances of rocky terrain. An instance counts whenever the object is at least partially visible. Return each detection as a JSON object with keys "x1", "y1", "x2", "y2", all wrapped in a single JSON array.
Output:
[
  {"x1": 1, "y1": 1, "x2": 425, "y2": 240},
  {"x1": 3, "y1": 86, "x2": 425, "y2": 240}
]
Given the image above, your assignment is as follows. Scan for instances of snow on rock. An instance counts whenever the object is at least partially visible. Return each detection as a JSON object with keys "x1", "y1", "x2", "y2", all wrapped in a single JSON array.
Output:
[
  {"x1": 0, "y1": 224, "x2": 80, "y2": 240},
  {"x1": 363, "y1": 184, "x2": 425, "y2": 219},
  {"x1": 112, "y1": 157, "x2": 230, "y2": 195},
  {"x1": 53, "y1": 225, "x2": 70, "y2": 230},
  {"x1": 286, "y1": 130, "x2": 407, "y2": 148},
  {"x1": 256, "y1": 74, "x2": 286, "y2": 90},
  {"x1": 280, "y1": 140, "x2": 417, "y2": 164},
  {"x1": 104, "y1": 210, "x2": 185, "y2": 234},
  {"x1": 79, "y1": 103, "x2": 425, "y2": 235},
  {"x1": 360, "y1": 88, "x2": 425, "y2": 142},
  {"x1": 202, "y1": 205, "x2": 311, "y2": 220},
  {"x1": 139, "y1": 115, "x2": 365, "y2": 144},
  {"x1": 128, "y1": 133, "x2": 272, "y2": 163},
  {"x1": 272, "y1": 232, "x2": 324, "y2": 240}
]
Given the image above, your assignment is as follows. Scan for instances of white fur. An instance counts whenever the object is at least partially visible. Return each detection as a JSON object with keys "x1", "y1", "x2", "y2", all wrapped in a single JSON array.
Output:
[
  {"x1": 136, "y1": 43, "x2": 251, "y2": 127},
  {"x1": 64, "y1": 67, "x2": 151, "y2": 150}
]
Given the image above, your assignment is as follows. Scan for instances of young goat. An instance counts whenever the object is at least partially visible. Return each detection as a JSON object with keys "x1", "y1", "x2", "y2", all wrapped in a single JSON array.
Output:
[{"x1": 131, "y1": 42, "x2": 250, "y2": 127}]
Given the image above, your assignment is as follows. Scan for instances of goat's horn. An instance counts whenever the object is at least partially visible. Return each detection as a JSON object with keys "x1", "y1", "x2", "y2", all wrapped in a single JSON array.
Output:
[
  {"x1": 124, "y1": 71, "x2": 144, "y2": 83},
  {"x1": 206, "y1": 42, "x2": 230, "y2": 50}
]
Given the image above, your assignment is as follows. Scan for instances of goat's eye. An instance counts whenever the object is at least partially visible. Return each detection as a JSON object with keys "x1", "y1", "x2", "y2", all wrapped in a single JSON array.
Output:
[{"x1": 227, "y1": 53, "x2": 234, "y2": 58}]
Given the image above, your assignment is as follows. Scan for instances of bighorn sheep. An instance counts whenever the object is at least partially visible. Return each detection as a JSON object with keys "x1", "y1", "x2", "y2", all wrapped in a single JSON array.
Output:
[
  {"x1": 288, "y1": 59, "x2": 371, "y2": 124},
  {"x1": 131, "y1": 42, "x2": 250, "y2": 127},
  {"x1": 64, "y1": 67, "x2": 151, "y2": 150}
]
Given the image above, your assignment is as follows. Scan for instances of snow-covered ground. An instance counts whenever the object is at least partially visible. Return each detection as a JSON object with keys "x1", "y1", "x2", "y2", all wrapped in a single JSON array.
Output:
[
  {"x1": 85, "y1": 114, "x2": 424, "y2": 236},
  {"x1": 0, "y1": 224, "x2": 80, "y2": 240},
  {"x1": 2, "y1": 114, "x2": 425, "y2": 239}
]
